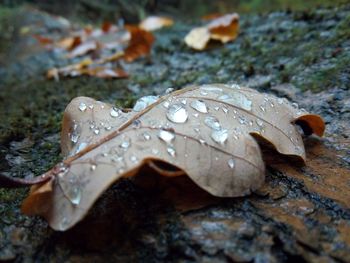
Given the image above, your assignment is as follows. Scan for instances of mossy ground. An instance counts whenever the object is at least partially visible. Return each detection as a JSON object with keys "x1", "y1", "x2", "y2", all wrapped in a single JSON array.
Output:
[{"x1": 0, "y1": 3, "x2": 349, "y2": 262}]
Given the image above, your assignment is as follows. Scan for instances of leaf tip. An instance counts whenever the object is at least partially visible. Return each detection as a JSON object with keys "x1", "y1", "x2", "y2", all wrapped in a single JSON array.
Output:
[{"x1": 295, "y1": 114, "x2": 325, "y2": 137}]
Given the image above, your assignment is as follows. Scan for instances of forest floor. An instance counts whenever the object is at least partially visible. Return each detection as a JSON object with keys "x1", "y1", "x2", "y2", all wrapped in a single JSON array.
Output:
[{"x1": 0, "y1": 3, "x2": 350, "y2": 263}]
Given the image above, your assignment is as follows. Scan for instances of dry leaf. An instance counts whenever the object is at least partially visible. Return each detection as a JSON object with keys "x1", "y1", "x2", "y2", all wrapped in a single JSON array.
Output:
[
  {"x1": 79, "y1": 67, "x2": 128, "y2": 79},
  {"x1": 18, "y1": 83, "x2": 324, "y2": 231},
  {"x1": 185, "y1": 13, "x2": 239, "y2": 50},
  {"x1": 139, "y1": 16, "x2": 174, "y2": 31},
  {"x1": 67, "y1": 40, "x2": 98, "y2": 58},
  {"x1": 57, "y1": 36, "x2": 82, "y2": 50},
  {"x1": 34, "y1": 34, "x2": 54, "y2": 45},
  {"x1": 47, "y1": 58, "x2": 127, "y2": 79},
  {"x1": 46, "y1": 22, "x2": 153, "y2": 79},
  {"x1": 123, "y1": 25, "x2": 155, "y2": 62}
]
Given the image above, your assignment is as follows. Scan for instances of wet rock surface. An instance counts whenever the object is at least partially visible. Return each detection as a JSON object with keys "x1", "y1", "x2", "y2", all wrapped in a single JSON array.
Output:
[{"x1": 0, "y1": 4, "x2": 350, "y2": 263}]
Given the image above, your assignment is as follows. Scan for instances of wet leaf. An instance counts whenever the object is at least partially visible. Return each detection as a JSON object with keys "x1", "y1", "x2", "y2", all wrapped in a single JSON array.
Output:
[
  {"x1": 185, "y1": 13, "x2": 239, "y2": 50},
  {"x1": 139, "y1": 16, "x2": 174, "y2": 31},
  {"x1": 18, "y1": 84, "x2": 323, "y2": 231}
]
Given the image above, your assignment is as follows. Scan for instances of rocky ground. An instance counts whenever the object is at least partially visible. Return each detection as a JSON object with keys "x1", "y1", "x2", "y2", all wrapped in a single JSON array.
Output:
[{"x1": 0, "y1": 4, "x2": 350, "y2": 263}]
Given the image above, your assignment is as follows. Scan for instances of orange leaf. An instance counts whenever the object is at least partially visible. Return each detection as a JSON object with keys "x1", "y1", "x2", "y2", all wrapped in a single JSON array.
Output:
[
  {"x1": 33, "y1": 34, "x2": 53, "y2": 45},
  {"x1": 123, "y1": 25, "x2": 155, "y2": 62},
  {"x1": 185, "y1": 13, "x2": 239, "y2": 50}
]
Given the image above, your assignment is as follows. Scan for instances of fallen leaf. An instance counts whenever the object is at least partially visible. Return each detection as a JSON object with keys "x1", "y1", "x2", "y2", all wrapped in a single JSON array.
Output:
[
  {"x1": 79, "y1": 67, "x2": 128, "y2": 79},
  {"x1": 201, "y1": 13, "x2": 223, "y2": 21},
  {"x1": 67, "y1": 40, "x2": 98, "y2": 58},
  {"x1": 185, "y1": 13, "x2": 239, "y2": 50},
  {"x1": 139, "y1": 16, "x2": 174, "y2": 31},
  {"x1": 33, "y1": 34, "x2": 54, "y2": 45},
  {"x1": 16, "y1": 83, "x2": 324, "y2": 231},
  {"x1": 47, "y1": 58, "x2": 127, "y2": 79},
  {"x1": 123, "y1": 25, "x2": 155, "y2": 62},
  {"x1": 47, "y1": 58, "x2": 93, "y2": 79},
  {"x1": 57, "y1": 36, "x2": 82, "y2": 50}
]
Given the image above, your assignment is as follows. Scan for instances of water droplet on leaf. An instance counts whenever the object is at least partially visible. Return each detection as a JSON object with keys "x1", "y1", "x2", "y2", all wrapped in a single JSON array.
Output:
[
  {"x1": 190, "y1": 100, "x2": 208, "y2": 113},
  {"x1": 110, "y1": 107, "x2": 121, "y2": 117},
  {"x1": 204, "y1": 116, "x2": 221, "y2": 130},
  {"x1": 228, "y1": 159, "x2": 235, "y2": 169},
  {"x1": 211, "y1": 129, "x2": 228, "y2": 144},
  {"x1": 133, "y1": 96, "x2": 159, "y2": 112},
  {"x1": 79, "y1": 102, "x2": 87, "y2": 112},
  {"x1": 158, "y1": 129, "x2": 175, "y2": 143},
  {"x1": 166, "y1": 104, "x2": 188, "y2": 123}
]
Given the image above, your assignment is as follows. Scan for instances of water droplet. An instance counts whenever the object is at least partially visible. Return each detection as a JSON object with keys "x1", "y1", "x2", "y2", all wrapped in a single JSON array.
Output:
[
  {"x1": 193, "y1": 113, "x2": 199, "y2": 118},
  {"x1": 256, "y1": 119, "x2": 264, "y2": 127},
  {"x1": 211, "y1": 129, "x2": 228, "y2": 144},
  {"x1": 167, "y1": 146, "x2": 176, "y2": 157},
  {"x1": 158, "y1": 129, "x2": 175, "y2": 143},
  {"x1": 130, "y1": 155, "x2": 138, "y2": 163},
  {"x1": 152, "y1": 148, "x2": 159, "y2": 155},
  {"x1": 296, "y1": 108, "x2": 307, "y2": 115},
  {"x1": 120, "y1": 141, "x2": 130, "y2": 149},
  {"x1": 133, "y1": 96, "x2": 159, "y2": 112},
  {"x1": 199, "y1": 139, "x2": 206, "y2": 145},
  {"x1": 204, "y1": 116, "x2": 221, "y2": 130},
  {"x1": 277, "y1": 98, "x2": 284, "y2": 104},
  {"x1": 166, "y1": 104, "x2": 188, "y2": 123},
  {"x1": 292, "y1": 102, "x2": 299, "y2": 109},
  {"x1": 218, "y1": 92, "x2": 252, "y2": 111},
  {"x1": 94, "y1": 129, "x2": 100, "y2": 135},
  {"x1": 270, "y1": 102, "x2": 274, "y2": 107},
  {"x1": 259, "y1": 105, "x2": 266, "y2": 112},
  {"x1": 111, "y1": 155, "x2": 124, "y2": 163},
  {"x1": 58, "y1": 176, "x2": 81, "y2": 206},
  {"x1": 228, "y1": 159, "x2": 235, "y2": 169},
  {"x1": 110, "y1": 107, "x2": 121, "y2": 117},
  {"x1": 105, "y1": 125, "x2": 112, "y2": 131},
  {"x1": 70, "y1": 124, "x2": 80, "y2": 144},
  {"x1": 143, "y1": 132, "x2": 151, "y2": 140},
  {"x1": 214, "y1": 106, "x2": 220, "y2": 111},
  {"x1": 238, "y1": 116, "x2": 246, "y2": 125},
  {"x1": 190, "y1": 100, "x2": 208, "y2": 113},
  {"x1": 88, "y1": 105, "x2": 94, "y2": 109},
  {"x1": 194, "y1": 127, "x2": 200, "y2": 133},
  {"x1": 132, "y1": 119, "x2": 141, "y2": 128},
  {"x1": 222, "y1": 107, "x2": 228, "y2": 114},
  {"x1": 163, "y1": 101, "x2": 170, "y2": 108},
  {"x1": 181, "y1": 99, "x2": 187, "y2": 105},
  {"x1": 165, "y1": 88, "x2": 174, "y2": 94},
  {"x1": 90, "y1": 164, "x2": 97, "y2": 171},
  {"x1": 229, "y1": 84, "x2": 240, "y2": 89},
  {"x1": 295, "y1": 146, "x2": 303, "y2": 154},
  {"x1": 200, "y1": 90, "x2": 208, "y2": 96},
  {"x1": 79, "y1": 102, "x2": 87, "y2": 112}
]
